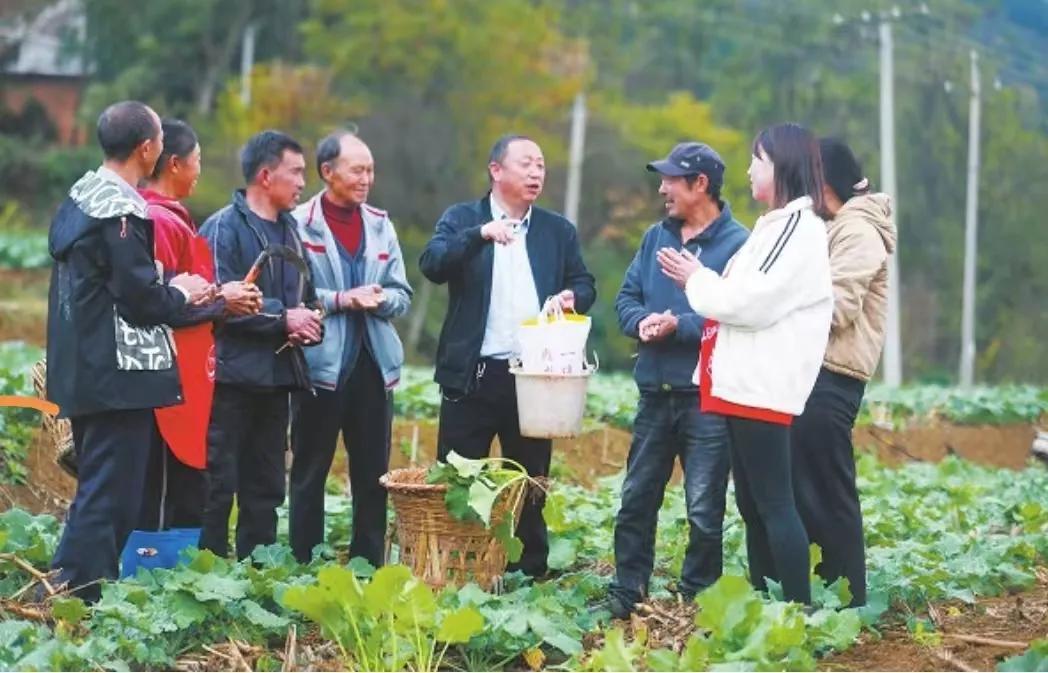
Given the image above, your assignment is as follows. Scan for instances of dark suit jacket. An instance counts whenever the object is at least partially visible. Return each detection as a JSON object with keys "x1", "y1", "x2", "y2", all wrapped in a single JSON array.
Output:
[{"x1": 419, "y1": 194, "x2": 596, "y2": 393}]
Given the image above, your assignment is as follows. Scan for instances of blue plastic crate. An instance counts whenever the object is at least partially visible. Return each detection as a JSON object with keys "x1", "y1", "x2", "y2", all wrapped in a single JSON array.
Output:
[{"x1": 120, "y1": 528, "x2": 201, "y2": 578}]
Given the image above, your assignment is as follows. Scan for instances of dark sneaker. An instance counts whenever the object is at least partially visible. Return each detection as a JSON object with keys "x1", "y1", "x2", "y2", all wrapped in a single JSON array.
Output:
[
  {"x1": 670, "y1": 581, "x2": 697, "y2": 603},
  {"x1": 593, "y1": 593, "x2": 635, "y2": 620},
  {"x1": 505, "y1": 561, "x2": 549, "y2": 580}
]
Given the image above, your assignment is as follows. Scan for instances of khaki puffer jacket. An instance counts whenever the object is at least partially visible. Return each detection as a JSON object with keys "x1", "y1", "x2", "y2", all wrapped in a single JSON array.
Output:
[{"x1": 823, "y1": 193, "x2": 896, "y2": 382}]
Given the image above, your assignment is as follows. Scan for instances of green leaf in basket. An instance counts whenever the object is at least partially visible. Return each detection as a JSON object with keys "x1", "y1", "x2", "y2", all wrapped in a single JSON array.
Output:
[
  {"x1": 504, "y1": 537, "x2": 523, "y2": 564},
  {"x1": 425, "y1": 461, "x2": 456, "y2": 485},
  {"x1": 542, "y1": 491, "x2": 567, "y2": 532},
  {"x1": 446, "y1": 451, "x2": 484, "y2": 479},
  {"x1": 468, "y1": 480, "x2": 500, "y2": 525},
  {"x1": 547, "y1": 536, "x2": 578, "y2": 570},
  {"x1": 444, "y1": 483, "x2": 476, "y2": 522},
  {"x1": 493, "y1": 512, "x2": 523, "y2": 563}
]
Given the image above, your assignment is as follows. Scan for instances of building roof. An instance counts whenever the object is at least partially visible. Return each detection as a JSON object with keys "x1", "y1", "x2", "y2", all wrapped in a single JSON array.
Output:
[{"x1": 0, "y1": 0, "x2": 87, "y2": 78}]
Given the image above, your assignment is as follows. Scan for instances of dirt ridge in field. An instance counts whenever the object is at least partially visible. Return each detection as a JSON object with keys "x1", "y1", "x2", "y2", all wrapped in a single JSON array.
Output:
[
  {"x1": 376, "y1": 418, "x2": 1038, "y2": 490},
  {"x1": 820, "y1": 567, "x2": 1048, "y2": 672}
]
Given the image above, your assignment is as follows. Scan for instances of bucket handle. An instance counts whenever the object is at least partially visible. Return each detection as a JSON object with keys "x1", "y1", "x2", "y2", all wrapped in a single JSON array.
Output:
[
  {"x1": 537, "y1": 296, "x2": 575, "y2": 324},
  {"x1": 509, "y1": 351, "x2": 599, "y2": 375}
]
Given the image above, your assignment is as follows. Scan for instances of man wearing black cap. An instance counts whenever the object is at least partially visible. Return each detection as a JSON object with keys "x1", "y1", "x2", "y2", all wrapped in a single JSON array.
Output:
[{"x1": 608, "y1": 142, "x2": 749, "y2": 617}]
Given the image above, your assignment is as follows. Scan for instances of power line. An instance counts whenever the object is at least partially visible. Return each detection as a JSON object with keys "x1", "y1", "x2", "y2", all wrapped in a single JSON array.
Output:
[
  {"x1": 894, "y1": 19, "x2": 1048, "y2": 86},
  {"x1": 585, "y1": 6, "x2": 1048, "y2": 96}
]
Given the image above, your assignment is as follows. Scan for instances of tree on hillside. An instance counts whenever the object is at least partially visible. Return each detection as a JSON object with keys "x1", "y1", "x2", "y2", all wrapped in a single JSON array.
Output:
[
  {"x1": 78, "y1": 0, "x2": 308, "y2": 117},
  {"x1": 301, "y1": 0, "x2": 586, "y2": 356}
]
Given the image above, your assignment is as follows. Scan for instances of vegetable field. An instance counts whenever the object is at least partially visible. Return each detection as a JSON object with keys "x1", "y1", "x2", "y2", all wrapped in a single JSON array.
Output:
[
  {"x1": 394, "y1": 364, "x2": 1048, "y2": 431},
  {"x1": 0, "y1": 342, "x2": 1046, "y2": 671},
  {"x1": 0, "y1": 231, "x2": 49, "y2": 272},
  {"x1": 0, "y1": 452, "x2": 1045, "y2": 671}
]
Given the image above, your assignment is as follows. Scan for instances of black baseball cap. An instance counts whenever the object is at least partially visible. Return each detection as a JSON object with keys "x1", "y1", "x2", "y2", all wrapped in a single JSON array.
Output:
[{"x1": 646, "y1": 142, "x2": 725, "y2": 186}]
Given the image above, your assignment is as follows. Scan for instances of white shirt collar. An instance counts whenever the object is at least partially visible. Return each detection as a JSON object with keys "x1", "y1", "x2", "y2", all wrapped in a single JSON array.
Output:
[{"x1": 489, "y1": 192, "x2": 532, "y2": 232}]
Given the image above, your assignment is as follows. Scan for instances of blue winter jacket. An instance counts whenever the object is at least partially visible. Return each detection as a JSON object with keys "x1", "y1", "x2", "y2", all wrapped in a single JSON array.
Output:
[{"x1": 615, "y1": 205, "x2": 749, "y2": 393}]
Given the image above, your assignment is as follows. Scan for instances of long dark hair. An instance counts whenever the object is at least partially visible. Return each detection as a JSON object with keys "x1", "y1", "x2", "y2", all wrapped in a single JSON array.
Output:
[
  {"x1": 752, "y1": 123, "x2": 829, "y2": 219},
  {"x1": 819, "y1": 137, "x2": 870, "y2": 203},
  {"x1": 151, "y1": 118, "x2": 198, "y2": 180}
]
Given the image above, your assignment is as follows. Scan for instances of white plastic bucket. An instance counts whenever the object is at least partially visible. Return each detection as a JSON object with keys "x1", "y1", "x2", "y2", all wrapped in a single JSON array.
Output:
[
  {"x1": 510, "y1": 360, "x2": 596, "y2": 439},
  {"x1": 517, "y1": 301, "x2": 592, "y2": 375}
]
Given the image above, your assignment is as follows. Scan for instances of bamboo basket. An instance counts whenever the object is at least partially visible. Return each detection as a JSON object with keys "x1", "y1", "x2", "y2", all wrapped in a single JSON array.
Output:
[
  {"x1": 30, "y1": 359, "x2": 77, "y2": 476},
  {"x1": 380, "y1": 467, "x2": 525, "y2": 590}
]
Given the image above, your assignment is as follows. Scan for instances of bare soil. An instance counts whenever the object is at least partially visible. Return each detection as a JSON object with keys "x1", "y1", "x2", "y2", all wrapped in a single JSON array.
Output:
[
  {"x1": 355, "y1": 418, "x2": 1038, "y2": 490},
  {"x1": 855, "y1": 424, "x2": 1038, "y2": 470},
  {"x1": 0, "y1": 429, "x2": 74, "y2": 516},
  {"x1": 821, "y1": 567, "x2": 1048, "y2": 672},
  {"x1": 0, "y1": 268, "x2": 48, "y2": 346},
  {"x1": 6, "y1": 385, "x2": 1038, "y2": 521}
]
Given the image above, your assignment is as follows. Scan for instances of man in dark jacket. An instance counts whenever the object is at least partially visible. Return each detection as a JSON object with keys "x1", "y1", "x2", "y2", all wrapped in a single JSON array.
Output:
[
  {"x1": 419, "y1": 134, "x2": 596, "y2": 577},
  {"x1": 608, "y1": 142, "x2": 749, "y2": 617},
  {"x1": 46, "y1": 100, "x2": 213, "y2": 601},
  {"x1": 198, "y1": 130, "x2": 322, "y2": 560}
]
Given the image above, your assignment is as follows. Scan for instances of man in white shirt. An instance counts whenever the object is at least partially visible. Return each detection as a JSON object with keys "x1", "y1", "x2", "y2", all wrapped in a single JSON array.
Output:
[{"x1": 420, "y1": 134, "x2": 596, "y2": 577}]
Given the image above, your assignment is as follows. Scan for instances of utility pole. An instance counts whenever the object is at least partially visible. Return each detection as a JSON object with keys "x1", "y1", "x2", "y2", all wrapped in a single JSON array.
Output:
[
  {"x1": 564, "y1": 92, "x2": 587, "y2": 226},
  {"x1": 959, "y1": 49, "x2": 981, "y2": 387},
  {"x1": 879, "y1": 16, "x2": 903, "y2": 386},
  {"x1": 239, "y1": 22, "x2": 257, "y2": 106}
]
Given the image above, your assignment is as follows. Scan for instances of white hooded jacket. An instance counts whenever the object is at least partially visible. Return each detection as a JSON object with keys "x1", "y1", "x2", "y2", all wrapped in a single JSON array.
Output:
[{"x1": 686, "y1": 196, "x2": 833, "y2": 416}]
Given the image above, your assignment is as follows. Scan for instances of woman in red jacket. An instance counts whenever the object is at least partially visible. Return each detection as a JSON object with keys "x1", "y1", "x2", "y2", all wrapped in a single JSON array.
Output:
[{"x1": 138, "y1": 119, "x2": 261, "y2": 529}]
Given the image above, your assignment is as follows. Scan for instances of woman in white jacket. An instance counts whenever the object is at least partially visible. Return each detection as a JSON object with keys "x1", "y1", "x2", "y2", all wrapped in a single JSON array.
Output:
[{"x1": 658, "y1": 123, "x2": 833, "y2": 604}]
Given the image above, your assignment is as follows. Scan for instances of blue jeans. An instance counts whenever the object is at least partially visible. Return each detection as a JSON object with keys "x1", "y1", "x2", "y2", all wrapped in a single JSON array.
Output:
[{"x1": 610, "y1": 391, "x2": 730, "y2": 604}]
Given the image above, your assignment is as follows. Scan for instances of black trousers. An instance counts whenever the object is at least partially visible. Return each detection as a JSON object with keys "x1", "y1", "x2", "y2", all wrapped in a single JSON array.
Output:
[
  {"x1": 790, "y1": 367, "x2": 867, "y2": 606},
  {"x1": 290, "y1": 351, "x2": 392, "y2": 566},
  {"x1": 51, "y1": 408, "x2": 157, "y2": 602},
  {"x1": 137, "y1": 439, "x2": 206, "y2": 531},
  {"x1": 727, "y1": 415, "x2": 811, "y2": 604},
  {"x1": 437, "y1": 358, "x2": 551, "y2": 577},
  {"x1": 199, "y1": 384, "x2": 289, "y2": 560}
]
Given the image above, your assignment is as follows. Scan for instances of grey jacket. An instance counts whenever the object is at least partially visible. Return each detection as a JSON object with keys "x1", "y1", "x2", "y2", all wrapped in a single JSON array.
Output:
[{"x1": 292, "y1": 192, "x2": 412, "y2": 390}]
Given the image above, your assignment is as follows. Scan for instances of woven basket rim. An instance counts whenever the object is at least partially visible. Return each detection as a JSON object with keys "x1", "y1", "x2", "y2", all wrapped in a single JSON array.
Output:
[
  {"x1": 380, "y1": 466, "x2": 531, "y2": 499},
  {"x1": 380, "y1": 467, "x2": 448, "y2": 494}
]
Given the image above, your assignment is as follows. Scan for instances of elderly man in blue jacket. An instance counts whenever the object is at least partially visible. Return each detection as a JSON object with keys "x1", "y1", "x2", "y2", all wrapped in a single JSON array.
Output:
[
  {"x1": 290, "y1": 130, "x2": 412, "y2": 566},
  {"x1": 420, "y1": 134, "x2": 596, "y2": 578},
  {"x1": 608, "y1": 142, "x2": 749, "y2": 618}
]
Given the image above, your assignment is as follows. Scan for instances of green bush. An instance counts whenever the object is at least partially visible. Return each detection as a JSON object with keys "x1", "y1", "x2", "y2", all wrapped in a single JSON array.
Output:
[{"x1": 0, "y1": 134, "x2": 98, "y2": 216}]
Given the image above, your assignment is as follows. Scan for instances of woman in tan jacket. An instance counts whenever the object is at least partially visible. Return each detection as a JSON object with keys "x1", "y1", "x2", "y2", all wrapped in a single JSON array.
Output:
[{"x1": 789, "y1": 138, "x2": 896, "y2": 607}]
